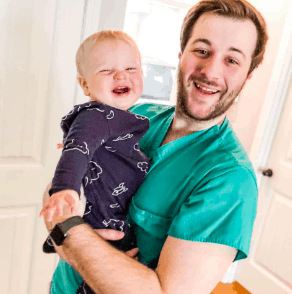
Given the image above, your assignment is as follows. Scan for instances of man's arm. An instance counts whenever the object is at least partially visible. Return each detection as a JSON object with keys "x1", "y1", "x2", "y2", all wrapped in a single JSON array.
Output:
[
  {"x1": 50, "y1": 214, "x2": 236, "y2": 294},
  {"x1": 43, "y1": 182, "x2": 236, "y2": 294}
]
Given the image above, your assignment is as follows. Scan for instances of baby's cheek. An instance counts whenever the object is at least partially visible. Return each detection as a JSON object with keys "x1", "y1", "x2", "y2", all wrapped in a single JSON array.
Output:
[{"x1": 134, "y1": 76, "x2": 144, "y2": 93}]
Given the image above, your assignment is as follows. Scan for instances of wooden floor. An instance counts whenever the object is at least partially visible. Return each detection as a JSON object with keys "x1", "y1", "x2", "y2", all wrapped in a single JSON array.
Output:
[{"x1": 211, "y1": 282, "x2": 251, "y2": 294}]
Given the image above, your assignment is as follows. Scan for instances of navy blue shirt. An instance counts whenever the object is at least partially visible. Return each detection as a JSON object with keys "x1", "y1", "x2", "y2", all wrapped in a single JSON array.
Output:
[{"x1": 49, "y1": 102, "x2": 150, "y2": 233}]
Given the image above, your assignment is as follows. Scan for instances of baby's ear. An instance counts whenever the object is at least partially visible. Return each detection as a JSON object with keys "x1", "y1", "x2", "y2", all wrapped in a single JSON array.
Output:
[{"x1": 77, "y1": 76, "x2": 90, "y2": 96}]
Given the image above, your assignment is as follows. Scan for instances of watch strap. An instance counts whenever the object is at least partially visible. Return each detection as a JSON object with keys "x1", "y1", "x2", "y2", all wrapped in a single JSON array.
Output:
[
  {"x1": 59, "y1": 216, "x2": 85, "y2": 234},
  {"x1": 50, "y1": 216, "x2": 85, "y2": 246}
]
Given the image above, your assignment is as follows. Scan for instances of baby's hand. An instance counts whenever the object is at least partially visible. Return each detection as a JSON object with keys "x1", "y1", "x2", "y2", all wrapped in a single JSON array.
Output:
[
  {"x1": 57, "y1": 143, "x2": 64, "y2": 149},
  {"x1": 39, "y1": 189, "x2": 79, "y2": 222}
]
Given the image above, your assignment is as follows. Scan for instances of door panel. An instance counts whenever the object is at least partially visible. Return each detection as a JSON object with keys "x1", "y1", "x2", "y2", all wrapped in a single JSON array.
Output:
[
  {"x1": 0, "y1": 207, "x2": 35, "y2": 294},
  {"x1": 236, "y1": 68, "x2": 292, "y2": 293},
  {"x1": 255, "y1": 193, "x2": 292, "y2": 286},
  {"x1": 0, "y1": 0, "x2": 90, "y2": 293}
]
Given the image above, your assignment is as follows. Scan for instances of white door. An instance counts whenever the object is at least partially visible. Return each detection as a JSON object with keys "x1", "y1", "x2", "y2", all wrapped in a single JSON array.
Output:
[
  {"x1": 235, "y1": 71, "x2": 292, "y2": 293},
  {"x1": 0, "y1": 0, "x2": 100, "y2": 293}
]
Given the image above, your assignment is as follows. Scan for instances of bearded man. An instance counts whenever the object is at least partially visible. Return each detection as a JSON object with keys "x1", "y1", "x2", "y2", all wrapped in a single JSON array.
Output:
[{"x1": 43, "y1": 0, "x2": 268, "y2": 293}]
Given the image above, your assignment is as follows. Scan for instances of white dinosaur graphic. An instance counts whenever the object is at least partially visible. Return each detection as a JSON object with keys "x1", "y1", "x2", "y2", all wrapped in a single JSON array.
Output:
[
  {"x1": 87, "y1": 107, "x2": 104, "y2": 112},
  {"x1": 113, "y1": 133, "x2": 133, "y2": 142},
  {"x1": 61, "y1": 109, "x2": 75, "y2": 124},
  {"x1": 84, "y1": 176, "x2": 89, "y2": 187},
  {"x1": 106, "y1": 110, "x2": 114, "y2": 120},
  {"x1": 134, "y1": 143, "x2": 140, "y2": 151},
  {"x1": 83, "y1": 201, "x2": 92, "y2": 216},
  {"x1": 137, "y1": 162, "x2": 149, "y2": 173},
  {"x1": 112, "y1": 183, "x2": 128, "y2": 196},
  {"x1": 135, "y1": 114, "x2": 147, "y2": 120},
  {"x1": 76, "y1": 103, "x2": 92, "y2": 113},
  {"x1": 102, "y1": 219, "x2": 125, "y2": 231},
  {"x1": 63, "y1": 140, "x2": 89, "y2": 155},
  {"x1": 89, "y1": 161, "x2": 103, "y2": 183},
  {"x1": 105, "y1": 146, "x2": 116, "y2": 152},
  {"x1": 110, "y1": 203, "x2": 120, "y2": 208}
]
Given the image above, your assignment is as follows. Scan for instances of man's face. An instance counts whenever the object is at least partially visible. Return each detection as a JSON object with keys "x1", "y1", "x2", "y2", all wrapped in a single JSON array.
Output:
[
  {"x1": 177, "y1": 13, "x2": 257, "y2": 121},
  {"x1": 80, "y1": 39, "x2": 143, "y2": 111}
]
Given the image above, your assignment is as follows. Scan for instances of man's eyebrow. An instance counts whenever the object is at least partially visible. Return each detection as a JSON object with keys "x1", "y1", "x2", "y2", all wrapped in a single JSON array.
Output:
[
  {"x1": 229, "y1": 47, "x2": 246, "y2": 60},
  {"x1": 191, "y1": 38, "x2": 211, "y2": 46}
]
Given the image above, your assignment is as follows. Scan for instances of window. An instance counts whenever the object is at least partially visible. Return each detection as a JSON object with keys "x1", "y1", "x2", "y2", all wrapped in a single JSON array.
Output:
[{"x1": 124, "y1": 0, "x2": 195, "y2": 104}]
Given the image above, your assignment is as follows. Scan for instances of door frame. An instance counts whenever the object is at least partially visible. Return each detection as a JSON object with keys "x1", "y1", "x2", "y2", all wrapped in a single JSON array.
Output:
[{"x1": 231, "y1": 0, "x2": 292, "y2": 283}]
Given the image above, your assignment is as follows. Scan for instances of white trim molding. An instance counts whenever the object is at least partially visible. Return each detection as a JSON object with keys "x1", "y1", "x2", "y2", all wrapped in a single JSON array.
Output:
[{"x1": 250, "y1": 0, "x2": 292, "y2": 185}]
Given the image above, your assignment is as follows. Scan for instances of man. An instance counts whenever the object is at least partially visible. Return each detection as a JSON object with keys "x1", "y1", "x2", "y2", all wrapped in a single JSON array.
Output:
[{"x1": 43, "y1": 0, "x2": 268, "y2": 293}]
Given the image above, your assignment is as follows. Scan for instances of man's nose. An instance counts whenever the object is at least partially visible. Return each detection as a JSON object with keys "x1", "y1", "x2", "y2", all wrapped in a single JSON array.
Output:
[
  {"x1": 114, "y1": 70, "x2": 127, "y2": 80},
  {"x1": 199, "y1": 56, "x2": 222, "y2": 81}
]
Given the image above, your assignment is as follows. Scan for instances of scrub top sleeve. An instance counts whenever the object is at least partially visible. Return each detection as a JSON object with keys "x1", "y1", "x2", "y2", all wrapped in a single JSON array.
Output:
[
  {"x1": 167, "y1": 167, "x2": 258, "y2": 261},
  {"x1": 50, "y1": 110, "x2": 110, "y2": 195}
]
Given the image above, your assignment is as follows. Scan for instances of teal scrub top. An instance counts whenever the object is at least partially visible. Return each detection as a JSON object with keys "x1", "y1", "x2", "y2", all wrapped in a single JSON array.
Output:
[
  {"x1": 128, "y1": 103, "x2": 257, "y2": 263},
  {"x1": 51, "y1": 103, "x2": 258, "y2": 294}
]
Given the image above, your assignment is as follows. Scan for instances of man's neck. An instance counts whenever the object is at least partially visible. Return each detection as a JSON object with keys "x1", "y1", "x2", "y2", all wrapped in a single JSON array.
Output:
[{"x1": 161, "y1": 108, "x2": 226, "y2": 146}]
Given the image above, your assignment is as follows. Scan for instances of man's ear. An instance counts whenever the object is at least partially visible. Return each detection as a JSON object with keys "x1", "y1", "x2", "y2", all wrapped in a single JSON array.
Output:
[
  {"x1": 178, "y1": 52, "x2": 182, "y2": 60},
  {"x1": 77, "y1": 76, "x2": 90, "y2": 96}
]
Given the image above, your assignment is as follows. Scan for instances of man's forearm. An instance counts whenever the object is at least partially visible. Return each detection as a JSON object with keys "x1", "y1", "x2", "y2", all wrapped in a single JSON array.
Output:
[{"x1": 62, "y1": 224, "x2": 164, "y2": 294}]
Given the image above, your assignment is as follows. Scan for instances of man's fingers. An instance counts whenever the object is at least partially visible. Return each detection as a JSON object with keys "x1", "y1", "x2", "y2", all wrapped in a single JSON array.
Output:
[
  {"x1": 95, "y1": 229, "x2": 125, "y2": 241},
  {"x1": 125, "y1": 247, "x2": 139, "y2": 258}
]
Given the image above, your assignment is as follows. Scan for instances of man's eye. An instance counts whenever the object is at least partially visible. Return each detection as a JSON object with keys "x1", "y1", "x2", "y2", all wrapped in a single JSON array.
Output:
[
  {"x1": 126, "y1": 68, "x2": 136, "y2": 71},
  {"x1": 100, "y1": 69, "x2": 111, "y2": 73},
  {"x1": 194, "y1": 49, "x2": 209, "y2": 57},
  {"x1": 196, "y1": 49, "x2": 208, "y2": 55},
  {"x1": 227, "y1": 58, "x2": 238, "y2": 65}
]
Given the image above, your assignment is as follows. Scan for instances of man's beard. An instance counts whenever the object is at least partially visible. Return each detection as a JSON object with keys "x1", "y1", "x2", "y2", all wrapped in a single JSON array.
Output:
[{"x1": 176, "y1": 69, "x2": 246, "y2": 122}]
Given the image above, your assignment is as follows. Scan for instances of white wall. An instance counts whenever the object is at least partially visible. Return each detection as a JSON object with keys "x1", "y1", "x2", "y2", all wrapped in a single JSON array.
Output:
[
  {"x1": 229, "y1": 0, "x2": 291, "y2": 154},
  {"x1": 98, "y1": 0, "x2": 128, "y2": 31}
]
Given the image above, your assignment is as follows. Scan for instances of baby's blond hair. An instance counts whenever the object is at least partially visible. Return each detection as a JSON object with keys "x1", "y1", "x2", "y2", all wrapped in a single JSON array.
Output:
[{"x1": 76, "y1": 30, "x2": 140, "y2": 77}]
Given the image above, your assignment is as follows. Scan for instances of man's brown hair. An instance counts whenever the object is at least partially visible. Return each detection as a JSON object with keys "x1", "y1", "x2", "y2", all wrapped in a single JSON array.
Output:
[{"x1": 180, "y1": 0, "x2": 268, "y2": 74}]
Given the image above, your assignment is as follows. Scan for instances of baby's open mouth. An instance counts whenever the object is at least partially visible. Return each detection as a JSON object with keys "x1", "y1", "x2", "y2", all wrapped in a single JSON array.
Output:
[{"x1": 112, "y1": 86, "x2": 130, "y2": 94}]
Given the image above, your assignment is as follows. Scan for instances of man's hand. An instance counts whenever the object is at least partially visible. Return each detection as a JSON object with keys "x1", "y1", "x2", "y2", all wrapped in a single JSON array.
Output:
[
  {"x1": 96, "y1": 229, "x2": 139, "y2": 258},
  {"x1": 39, "y1": 189, "x2": 80, "y2": 221}
]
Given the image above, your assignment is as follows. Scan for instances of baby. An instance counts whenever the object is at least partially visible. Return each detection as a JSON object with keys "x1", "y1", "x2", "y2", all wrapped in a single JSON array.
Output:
[{"x1": 39, "y1": 30, "x2": 150, "y2": 294}]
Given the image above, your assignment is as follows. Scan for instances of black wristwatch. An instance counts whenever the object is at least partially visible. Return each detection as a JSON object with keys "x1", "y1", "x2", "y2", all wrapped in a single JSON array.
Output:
[{"x1": 50, "y1": 216, "x2": 85, "y2": 246}]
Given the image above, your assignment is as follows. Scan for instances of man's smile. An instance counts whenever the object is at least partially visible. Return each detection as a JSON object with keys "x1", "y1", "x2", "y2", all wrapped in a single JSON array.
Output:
[{"x1": 193, "y1": 82, "x2": 220, "y2": 94}]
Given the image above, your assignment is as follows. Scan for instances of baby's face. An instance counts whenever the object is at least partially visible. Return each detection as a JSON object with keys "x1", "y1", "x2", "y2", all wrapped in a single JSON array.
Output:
[{"x1": 82, "y1": 39, "x2": 143, "y2": 111}]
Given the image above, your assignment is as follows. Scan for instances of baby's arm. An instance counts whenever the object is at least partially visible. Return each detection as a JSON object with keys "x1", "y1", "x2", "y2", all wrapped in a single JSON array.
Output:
[
  {"x1": 41, "y1": 108, "x2": 110, "y2": 220},
  {"x1": 39, "y1": 189, "x2": 79, "y2": 221}
]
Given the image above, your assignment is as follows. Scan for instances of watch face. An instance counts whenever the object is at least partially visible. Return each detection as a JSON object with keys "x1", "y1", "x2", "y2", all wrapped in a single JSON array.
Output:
[{"x1": 50, "y1": 224, "x2": 66, "y2": 246}]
